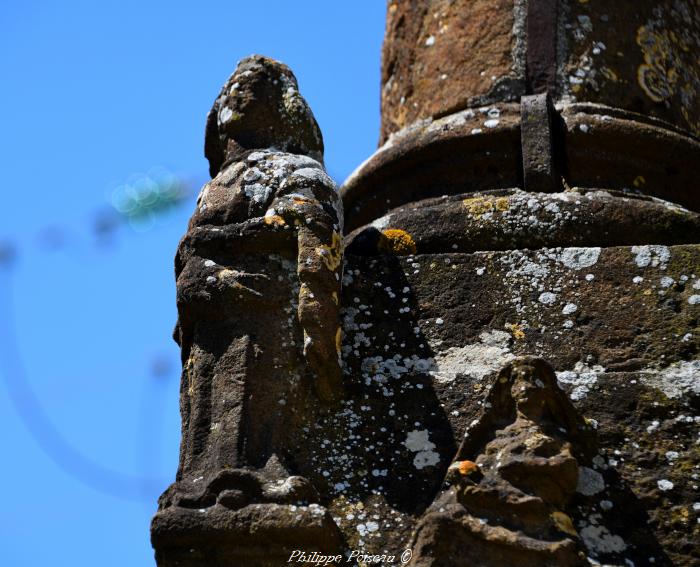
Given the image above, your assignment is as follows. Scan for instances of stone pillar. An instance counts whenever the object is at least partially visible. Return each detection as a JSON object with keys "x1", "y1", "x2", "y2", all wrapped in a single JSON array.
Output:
[
  {"x1": 338, "y1": 2, "x2": 700, "y2": 565},
  {"x1": 344, "y1": 0, "x2": 700, "y2": 231},
  {"x1": 154, "y1": 3, "x2": 700, "y2": 566},
  {"x1": 380, "y1": 0, "x2": 700, "y2": 142}
]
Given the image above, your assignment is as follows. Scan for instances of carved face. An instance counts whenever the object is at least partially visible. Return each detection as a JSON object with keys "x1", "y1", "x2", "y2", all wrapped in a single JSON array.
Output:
[{"x1": 204, "y1": 55, "x2": 324, "y2": 177}]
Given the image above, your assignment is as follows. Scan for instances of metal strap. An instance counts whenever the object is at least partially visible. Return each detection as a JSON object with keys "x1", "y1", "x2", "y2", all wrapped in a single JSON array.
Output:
[{"x1": 520, "y1": 92, "x2": 559, "y2": 193}]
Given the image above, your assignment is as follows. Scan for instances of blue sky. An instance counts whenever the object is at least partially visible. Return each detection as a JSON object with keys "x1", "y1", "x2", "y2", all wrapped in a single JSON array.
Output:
[{"x1": 0, "y1": 2, "x2": 385, "y2": 565}]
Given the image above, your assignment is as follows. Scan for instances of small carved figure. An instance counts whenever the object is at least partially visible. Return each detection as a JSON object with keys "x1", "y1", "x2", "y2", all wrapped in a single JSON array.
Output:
[{"x1": 409, "y1": 358, "x2": 597, "y2": 567}]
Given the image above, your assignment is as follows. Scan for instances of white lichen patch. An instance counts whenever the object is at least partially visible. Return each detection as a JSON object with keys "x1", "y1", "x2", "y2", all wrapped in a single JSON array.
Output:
[
  {"x1": 638, "y1": 360, "x2": 700, "y2": 399},
  {"x1": 204, "y1": 150, "x2": 338, "y2": 222},
  {"x1": 404, "y1": 429, "x2": 440, "y2": 470},
  {"x1": 244, "y1": 183, "x2": 272, "y2": 204},
  {"x1": 429, "y1": 330, "x2": 514, "y2": 384},
  {"x1": 557, "y1": 362, "x2": 605, "y2": 401},
  {"x1": 577, "y1": 466, "x2": 605, "y2": 496},
  {"x1": 218, "y1": 106, "x2": 233, "y2": 124},
  {"x1": 631, "y1": 245, "x2": 670, "y2": 269},
  {"x1": 495, "y1": 244, "x2": 602, "y2": 325},
  {"x1": 538, "y1": 291, "x2": 557, "y2": 305},
  {"x1": 371, "y1": 215, "x2": 391, "y2": 232},
  {"x1": 360, "y1": 354, "x2": 433, "y2": 387},
  {"x1": 559, "y1": 247, "x2": 601, "y2": 270},
  {"x1": 562, "y1": 303, "x2": 578, "y2": 315},
  {"x1": 580, "y1": 525, "x2": 627, "y2": 555}
]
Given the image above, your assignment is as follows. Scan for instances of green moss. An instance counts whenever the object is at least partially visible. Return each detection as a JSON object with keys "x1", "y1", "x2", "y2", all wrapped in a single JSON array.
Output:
[{"x1": 667, "y1": 247, "x2": 700, "y2": 276}]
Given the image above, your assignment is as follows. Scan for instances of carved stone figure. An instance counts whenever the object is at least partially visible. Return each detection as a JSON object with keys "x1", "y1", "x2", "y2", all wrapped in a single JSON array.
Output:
[
  {"x1": 153, "y1": 3, "x2": 700, "y2": 566},
  {"x1": 409, "y1": 358, "x2": 596, "y2": 566},
  {"x1": 151, "y1": 56, "x2": 345, "y2": 565}
]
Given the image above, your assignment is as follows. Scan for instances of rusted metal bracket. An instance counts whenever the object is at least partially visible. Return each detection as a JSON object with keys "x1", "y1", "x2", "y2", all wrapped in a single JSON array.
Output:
[
  {"x1": 526, "y1": 0, "x2": 558, "y2": 94},
  {"x1": 520, "y1": 92, "x2": 559, "y2": 193}
]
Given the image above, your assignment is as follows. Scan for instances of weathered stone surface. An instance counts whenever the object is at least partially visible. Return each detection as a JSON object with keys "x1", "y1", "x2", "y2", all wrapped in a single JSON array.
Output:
[
  {"x1": 380, "y1": 0, "x2": 525, "y2": 143},
  {"x1": 380, "y1": 1, "x2": 700, "y2": 141},
  {"x1": 559, "y1": 0, "x2": 700, "y2": 137},
  {"x1": 409, "y1": 358, "x2": 594, "y2": 566},
  {"x1": 152, "y1": 501, "x2": 344, "y2": 567},
  {"x1": 344, "y1": 103, "x2": 523, "y2": 231},
  {"x1": 342, "y1": 101, "x2": 700, "y2": 232},
  {"x1": 521, "y1": 93, "x2": 558, "y2": 192},
  {"x1": 347, "y1": 188, "x2": 700, "y2": 255},
  {"x1": 329, "y1": 242, "x2": 699, "y2": 565}
]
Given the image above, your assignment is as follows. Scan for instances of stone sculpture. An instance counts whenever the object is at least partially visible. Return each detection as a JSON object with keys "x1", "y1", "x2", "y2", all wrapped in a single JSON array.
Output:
[
  {"x1": 409, "y1": 358, "x2": 596, "y2": 566},
  {"x1": 152, "y1": 56, "x2": 345, "y2": 565},
  {"x1": 153, "y1": 2, "x2": 700, "y2": 566}
]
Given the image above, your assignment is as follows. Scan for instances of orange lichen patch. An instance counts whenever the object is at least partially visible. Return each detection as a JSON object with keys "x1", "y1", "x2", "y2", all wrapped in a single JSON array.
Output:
[
  {"x1": 335, "y1": 327, "x2": 342, "y2": 354},
  {"x1": 459, "y1": 460, "x2": 479, "y2": 475},
  {"x1": 550, "y1": 511, "x2": 578, "y2": 537},
  {"x1": 317, "y1": 231, "x2": 342, "y2": 271},
  {"x1": 449, "y1": 460, "x2": 479, "y2": 476},
  {"x1": 292, "y1": 196, "x2": 318, "y2": 206},
  {"x1": 506, "y1": 322, "x2": 525, "y2": 340},
  {"x1": 264, "y1": 214, "x2": 286, "y2": 226},
  {"x1": 379, "y1": 229, "x2": 417, "y2": 255}
]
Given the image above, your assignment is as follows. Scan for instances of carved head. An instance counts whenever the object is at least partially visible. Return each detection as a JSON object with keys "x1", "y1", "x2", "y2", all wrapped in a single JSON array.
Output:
[{"x1": 204, "y1": 55, "x2": 324, "y2": 177}]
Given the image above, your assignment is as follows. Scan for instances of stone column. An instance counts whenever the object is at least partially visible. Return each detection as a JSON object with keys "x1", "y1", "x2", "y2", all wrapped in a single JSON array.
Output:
[
  {"x1": 344, "y1": 0, "x2": 700, "y2": 230},
  {"x1": 339, "y1": 2, "x2": 700, "y2": 565},
  {"x1": 380, "y1": 0, "x2": 700, "y2": 141},
  {"x1": 153, "y1": 3, "x2": 700, "y2": 566}
]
